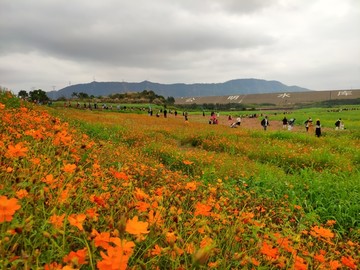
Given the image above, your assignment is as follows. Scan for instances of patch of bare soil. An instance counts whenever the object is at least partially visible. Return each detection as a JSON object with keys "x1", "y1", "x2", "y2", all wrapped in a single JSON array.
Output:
[{"x1": 189, "y1": 114, "x2": 304, "y2": 132}]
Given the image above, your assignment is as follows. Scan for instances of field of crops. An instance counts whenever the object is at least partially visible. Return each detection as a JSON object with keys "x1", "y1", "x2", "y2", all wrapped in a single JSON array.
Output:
[{"x1": 1, "y1": 90, "x2": 359, "y2": 269}]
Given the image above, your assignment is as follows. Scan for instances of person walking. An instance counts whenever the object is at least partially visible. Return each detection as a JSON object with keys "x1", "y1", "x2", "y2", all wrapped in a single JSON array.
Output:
[
  {"x1": 315, "y1": 119, "x2": 321, "y2": 137},
  {"x1": 261, "y1": 116, "x2": 269, "y2": 131},
  {"x1": 304, "y1": 117, "x2": 313, "y2": 132},
  {"x1": 282, "y1": 116, "x2": 288, "y2": 129},
  {"x1": 184, "y1": 111, "x2": 189, "y2": 122}
]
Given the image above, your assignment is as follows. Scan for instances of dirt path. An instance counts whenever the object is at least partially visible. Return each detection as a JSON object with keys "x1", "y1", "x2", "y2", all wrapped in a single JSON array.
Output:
[{"x1": 189, "y1": 114, "x2": 305, "y2": 132}]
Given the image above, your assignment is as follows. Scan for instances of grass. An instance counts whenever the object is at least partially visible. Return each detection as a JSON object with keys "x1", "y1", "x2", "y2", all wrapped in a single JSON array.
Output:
[{"x1": 1, "y1": 90, "x2": 359, "y2": 269}]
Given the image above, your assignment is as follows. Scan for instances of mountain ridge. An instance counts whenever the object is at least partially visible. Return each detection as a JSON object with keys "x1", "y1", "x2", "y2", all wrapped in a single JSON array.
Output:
[{"x1": 48, "y1": 78, "x2": 310, "y2": 99}]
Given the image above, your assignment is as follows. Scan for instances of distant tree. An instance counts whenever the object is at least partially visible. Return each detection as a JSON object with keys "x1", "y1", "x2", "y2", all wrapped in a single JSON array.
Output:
[
  {"x1": 78, "y1": 92, "x2": 89, "y2": 99},
  {"x1": 18, "y1": 90, "x2": 29, "y2": 99},
  {"x1": 71, "y1": 92, "x2": 79, "y2": 98},
  {"x1": 29, "y1": 89, "x2": 49, "y2": 103},
  {"x1": 166, "y1": 96, "x2": 175, "y2": 105}
]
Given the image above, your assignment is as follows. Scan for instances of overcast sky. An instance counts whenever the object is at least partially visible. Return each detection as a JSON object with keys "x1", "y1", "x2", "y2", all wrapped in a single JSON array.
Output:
[{"x1": 1, "y1": 0, "x2": 359, "y2": 93}]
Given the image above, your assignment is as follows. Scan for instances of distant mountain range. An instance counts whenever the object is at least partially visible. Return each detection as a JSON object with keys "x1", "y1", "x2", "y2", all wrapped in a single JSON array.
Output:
[{"x1": 47, "y1": 78, "x2": 310, "y2": 99}]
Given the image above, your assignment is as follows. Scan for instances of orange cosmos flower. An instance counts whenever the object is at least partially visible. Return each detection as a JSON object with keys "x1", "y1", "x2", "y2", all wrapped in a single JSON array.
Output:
[
  {"x1": 251, "y1": 258, "x2": 260, "y2": 266},
  {"x1": 68, "y1": 214, "x2": 86, "y2": 231},
  {"x1": 125, "y1": 216, "x2": 149, "y2": 235},
  {"x1": 240, "y1": 212, "x2": 255, "y2": 224},
  {"x1": 44, "y1": 262, "x2": 63, "y2": 270},
  {"x1": 294, "y1": 256, "x2": 307, "y2": 270},
  {"x1": 112, "y1": 170, "x2": 129, "y2": 181},
  {"x1": 0, "y1": 102, "x2": 5, "y2": 109},
  {"x1": 31, "y1": 157, "x2": 41, "y2": 165},
  {"x1": 63, "y1": 248, "x2": 88, "y2": 266},
  {"x1": 329, "y1": 260, "x2": 342, "y2": 270},
  {"x1": 16, "y1": 189, "x2": 29, "y2": 199},
  {"x1": 6, "y1": 143, "x2": 28, "y2": 158},
  {"x1": 341, "y1": 256, "x2": 357, "y2": 269},
  {"x1": 208, "y1": 261, "x2": 219, "y2": 268},
  {"x1": 185, "y1": 182, "x2": 197, "y2": 191},
  {"x1": 183, "y1": 160, "x2": 193, "y2": 165},
  {"x1": 314, "y1": 253, "x2": 326, "y2": 263},
  {"x1": 150, "y1": 244, "x2": 162, "y2": 256},
  {"x1": 97, "y1": 239, "x2": 135, "y2": 270},
  {"x1": 42, "y1": 174, "x2": 56, "y2": 185},
  {"x1": 194, "y1": 202, "x2": 212, "y2": 217},
  {"x1": 325, "y1": 220, "x2": 337, "y2": 226},
  {"x1": 0, "y1": 196, "x2": 21, "y2": 222},
  {"x1": 62, "y1": 164, "x2": 77, "y2": 173},
  {"x1": 135, "y1": 201, "x2": 150, "y2": 212},
  {"x1": 276, "y1": 236, "x2": 294, "y2": 253},
  {"x1": 260, "y1": 242, "x2": 279, "y2": 260},
  {"x1": 53, "y1": 130, "x2": 73, "y2": 146},
  {"x1": 134, "y1": 188, "x2": 150, "y2": 200},
  {"x1": 154, "y1": 187, "x2": 163, "y2": 196},
  {"x1": 59, "y1": 189, "x2": 69, "y2": 204},
  {"x1": 93, "y1": 231, "x2": 112, "y2": 249},
  {"x1": 185, "y1": 242, "x2": 195, "y2": 254},
  {"x1": 90, "y1": 195, "x2": 106, "y2": 208},
  {"x1": 310, "y1": 225, "x2": 334, "y2": 239},
  {"x1": 166, "y1": 232, "x2": 177, "y2": 245},
  {"x1": 97, "y1": 246, "x2": 130, "y2": 270},
  {"x1": 200, "y1": 236, "x2": 213, "y2": 248},
  {"x1": 110, "y1": 238, "x2": 135, "y2": 253},
  {"x1": 86, "y1": 208, "x2": 99, "y2": 221},
  {"x1": 49, "y1": 214, "x2": 65, "y2": 229},
  {"x1": 25, "y1": 129, "x2": 44, "y2": 140},
  {"x1": 148, "y1": 210, "x2": 163, "y2": 226}
]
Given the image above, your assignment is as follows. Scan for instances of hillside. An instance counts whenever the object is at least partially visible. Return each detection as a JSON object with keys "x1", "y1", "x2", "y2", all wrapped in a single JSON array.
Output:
[
  {"x1": 47, "y1": 78, "x2": 309, "y2": 99},
  {"x1": 175, "y1": 89, "x2": 360, "y2": 107}
]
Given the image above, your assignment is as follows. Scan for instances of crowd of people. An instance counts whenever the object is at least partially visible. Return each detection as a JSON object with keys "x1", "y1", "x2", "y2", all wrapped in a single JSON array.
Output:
[
  {"x1": 61, "y1": 101, "x2": 347, "y2": 137},
  {"x1": 260, "y1": 115, "x2": 346, "y2": 137},
  {"x1": 209, "y1": 111, "x2": 346, "y2": 137}
]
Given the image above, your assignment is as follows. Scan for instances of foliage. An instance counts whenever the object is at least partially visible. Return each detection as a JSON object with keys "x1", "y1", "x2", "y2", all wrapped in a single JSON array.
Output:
[
  {"x1": 177, "y1": 102, "x2": 247, "y2": 111},
  {"x1": 18, "y1": 90, "x2": 29, "y2": 99},
  {"x1": 0, "y1": 92, "x2": 359, "y2": 269},
  {"x1": 108, "y1": 90, "x2": 167, "y2": 104},
  {"x1": 305, "y1": 98, "x2": 360, "y2": 108},
  {"x1": 29, "y1": 89, "x2": 49, "y2": 103},
  {"x1": 166, "y1": 96, "x2": 175, "y2": 105},
  {"x1": 78, "y1": 92, "x2": 90, "y2": 99},
  {"x1": 0, "y1": 88, "x2": 23, "y2": 108}
]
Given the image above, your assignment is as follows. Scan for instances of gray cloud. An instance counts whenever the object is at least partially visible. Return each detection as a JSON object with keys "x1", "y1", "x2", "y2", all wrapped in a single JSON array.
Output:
[{"x1": 1, "y1": 0, "x2": 359, "y2": 92}]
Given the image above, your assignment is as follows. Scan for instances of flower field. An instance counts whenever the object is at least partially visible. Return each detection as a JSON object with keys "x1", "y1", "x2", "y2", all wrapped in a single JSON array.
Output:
[{"x1": 0, "y1": 90, "x2": 359, "y2": 269}]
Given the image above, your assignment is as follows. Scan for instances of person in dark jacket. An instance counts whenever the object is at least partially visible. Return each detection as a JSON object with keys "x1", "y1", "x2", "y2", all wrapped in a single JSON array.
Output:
[
  {"x1": 282, "y1": 117, "x2": 288, "y2": 129},
  {"x1": 315, "y1": 119, "x2": 321, "y2": 137},
  {"x1": 261, "y1": 116, "x2": 269, "y2": 131}
]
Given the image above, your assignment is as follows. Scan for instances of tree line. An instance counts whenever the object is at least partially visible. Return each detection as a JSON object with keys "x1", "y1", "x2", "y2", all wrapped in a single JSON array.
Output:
[
  {"x1": 18, "y1": 89, "x2": 49, "y2": 103},
  {"x1": 17, "y1": 89, "x2": 175, "y2": 105}
]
